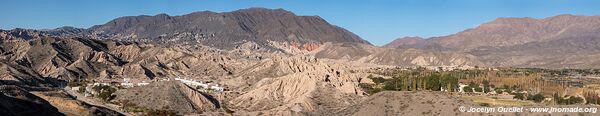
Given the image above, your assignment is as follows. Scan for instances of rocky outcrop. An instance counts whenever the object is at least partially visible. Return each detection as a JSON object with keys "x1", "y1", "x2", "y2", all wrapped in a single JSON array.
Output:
[
  {"x1": 230, "y1": 73, "x2": 318, "y2": 111},
  {"x1": 0, "y1": 36, "x2": 240, "y2": 81},
  {"x1": 228, "y1": 56, "x2": 370, "y2": 115}
]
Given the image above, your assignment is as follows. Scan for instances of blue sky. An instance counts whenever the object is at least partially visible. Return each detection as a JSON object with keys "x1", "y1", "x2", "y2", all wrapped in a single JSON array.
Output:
[{"x1": 1, "y1": 0, "x2": 599, "y2": 45}]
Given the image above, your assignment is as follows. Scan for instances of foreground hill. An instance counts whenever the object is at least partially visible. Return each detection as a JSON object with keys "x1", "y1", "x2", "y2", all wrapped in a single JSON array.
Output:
[
  {"x1": 339, "y1": 91, "x2": 600, "y2": 116},
  {"x1": 339, "y1": 91, "x2": 474, "y2": 116},
  {"x1": 113, "y1": 81, "x2": 219, "y2": 114}
]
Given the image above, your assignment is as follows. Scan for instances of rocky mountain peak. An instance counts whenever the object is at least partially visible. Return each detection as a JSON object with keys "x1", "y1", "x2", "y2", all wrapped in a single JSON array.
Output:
[{"x1": 86, "y1": 7, "x2": 369, "y2": 49}]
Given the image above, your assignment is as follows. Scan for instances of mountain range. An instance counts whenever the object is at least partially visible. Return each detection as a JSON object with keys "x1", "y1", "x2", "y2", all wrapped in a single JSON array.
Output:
[{"x1": 384, "y1": 14, "x2": 600, "y2": 68}]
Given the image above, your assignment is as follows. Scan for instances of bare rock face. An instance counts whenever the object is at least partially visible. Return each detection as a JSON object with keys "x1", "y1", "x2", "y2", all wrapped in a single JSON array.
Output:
[
  {"x1": 227, "y1": 56, "x2": 369, "y2": 115},
  {"x1": 302, "y1": 42, "x2": 320, "y2": 51},
  {"x1": 231, "y1": 73, "x2": 318, "y2": 111},
  {"x1": 113, "y1": 81, "x2": 219, "y2": 114},
  {"x1": 0, "y1": 36, "x2": 240, "y2": 81},
  {"x1": 0, "y1": 61, "x2": 55, "y2": 88}
]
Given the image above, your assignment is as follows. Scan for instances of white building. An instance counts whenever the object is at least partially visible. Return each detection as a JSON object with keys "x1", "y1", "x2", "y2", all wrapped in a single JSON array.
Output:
[
  {"x1": 137, "y1": 81, "x2": 150, "y2": 86},
  {"x1": 92, "y1": 82, "x2": 109, "y2": 86},
  {"x1": 120, "y1": 83, "x2": 134, "y2": 88},
  {"x1": 120, "y1": 78, "x2": 135, "y2": 88},
  {"x1": 71, "y1": 86, "x2": 81, "y2": 91},
  {"x1": 458, "y1": 83, "x2": 468, "y2": 93},
  {"x1": 175, "y1": 77, "x2": 224, "y2": 92}
]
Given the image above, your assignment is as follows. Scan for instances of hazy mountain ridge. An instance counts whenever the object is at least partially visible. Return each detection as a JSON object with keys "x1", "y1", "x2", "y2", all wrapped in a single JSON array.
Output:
[
  {"x1": 432, "y1": 14, "x2": 600, "y2": 51},
  {"x1": 382, "y1": 36, "x2": 425, "y2": 48},
  {"x1": 385, "y1": 14, "x2": 600, "y2": 68}
]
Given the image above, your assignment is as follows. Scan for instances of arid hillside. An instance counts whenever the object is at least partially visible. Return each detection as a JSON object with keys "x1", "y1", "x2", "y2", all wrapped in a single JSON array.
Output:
[{"x1": 384, "y1": 14, "x2": 600, "y2": 68}]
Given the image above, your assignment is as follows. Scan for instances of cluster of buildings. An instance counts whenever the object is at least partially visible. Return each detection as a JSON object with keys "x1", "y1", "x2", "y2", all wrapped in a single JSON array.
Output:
[
  {"x1": 175, "y1": 77, "x2": 224, "y2": 92},
  {"x1": 70, "y1": 82, "x2": 112, "y2": 97},
  {"x1": 69, "y1": 77, "x2": 225, "y2": 99},
  {"x1": 120, "y1": 78, "x2": 149, "y2": 88},
  {"x1": 424, "y1": 65, "x2": 499, "y2": 72},
  {"x1": 454, "y1": 82, "x2": 525, "y2": 96}
]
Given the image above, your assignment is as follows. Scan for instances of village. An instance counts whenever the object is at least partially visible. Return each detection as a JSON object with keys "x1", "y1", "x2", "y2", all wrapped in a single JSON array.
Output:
[{"x1": 66, "y1": 76, "x2": 225, "y2": 101}]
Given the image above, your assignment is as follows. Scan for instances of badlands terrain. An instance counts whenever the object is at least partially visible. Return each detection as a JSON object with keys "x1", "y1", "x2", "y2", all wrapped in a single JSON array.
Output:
[{"x1": 1, "y1": 8, "x2": 600, "y2": 115}]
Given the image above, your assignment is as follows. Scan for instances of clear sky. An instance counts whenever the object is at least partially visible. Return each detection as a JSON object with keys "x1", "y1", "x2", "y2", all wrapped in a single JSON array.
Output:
[{"x1": 1, "y1": 0, "x2": 600, "y2": 45}]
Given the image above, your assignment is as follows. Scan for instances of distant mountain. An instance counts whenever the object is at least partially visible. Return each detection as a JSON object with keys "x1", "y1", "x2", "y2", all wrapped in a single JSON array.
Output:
[
  {"x1": 87, "y1": 8, "x2": 370, "y2": 49},
  {"x1": 386, "y1": 14, "x2": 600, "y2": 51},
  {"x1": 382, "y1": 36, "x2": 425, "y2": 48},
  {"x1": 432, "y1": 14, "x2": 600, "y2": 51},
  {"x1": 382, "y1": 14, "x2": 600, "y2": 68},
  {"x1": 0, "y1": 28, "x2": 50, "y2": 41}
]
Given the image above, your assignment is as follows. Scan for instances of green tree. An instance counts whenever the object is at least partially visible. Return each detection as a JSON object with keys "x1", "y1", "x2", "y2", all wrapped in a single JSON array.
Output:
[
  {"x1": 567, "y1": 96, "x2": 584, "y2": 104},
  {"x1": 383, "y1": 81, "x2": 397, "y2": 90},
  {"x1": 502, "y1": 84, "x2": 510, "y2": 90},
  {"x1": 441, "y1": 74, "x2": 458, "y2": 92},
  {"x1": 463, "y1": 86, "x2": 473, "y2": 92},
  {"x1": 369, "y1": 75, "x2": 386, "y2": 84},
  {"x1": 553, "y1": 93, "x2": 562, "y2": 104},
  {"x1": 474, "y1": 87, "x2": 483, "y2": 92},
  {"x1": 402, "y1": 77, "x2": 409, "y2": 91},
  {"x1": 482, "y1": 80, "x2": 490, "y2": 93},
  {"x1": 468, "y1": 82, "x2": 478, "y2": 88},
  {"x1": 427, "y1": 74, "x2": 441, "y2": 91},
  {"x1": 411, "y1": 77, "x2": 418, "y2": 91},
  {"x1": 531, "y1": 93, "x2": 545, "y2": 103},
  {"x1": 359, "y1": 83, "x2": 383, "y2": 94},
  {"x1": 93, "y1": 85, "x2": 116, "y2": 101},
  {"x1": 513, "y1": 93, "x2": 526, "y2": 100},
  {"x1": 495, "y1": 89, "x2": 503, "y2": 94}
]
